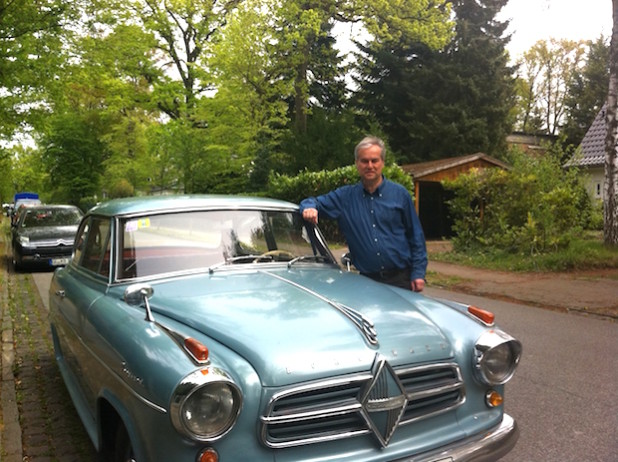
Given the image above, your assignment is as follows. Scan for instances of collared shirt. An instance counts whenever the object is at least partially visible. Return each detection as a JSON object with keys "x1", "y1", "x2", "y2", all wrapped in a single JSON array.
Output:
[{"x1": 300, "y1": 177, "x2": 427, "y2": 280}]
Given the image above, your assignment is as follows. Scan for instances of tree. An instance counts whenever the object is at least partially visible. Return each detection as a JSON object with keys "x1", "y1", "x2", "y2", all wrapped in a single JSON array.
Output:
[
  {"x1": 354, "y1": 0, "x2": 514, "y2": 162},
  {"x1": 515, "y1": 39, "x2": 587, "y2": 136},
  {"x1": 117, "y1": 0, "x2": 242, "y2": 124},
  {"x1": 41, "y1": 112, "x2": 106, "y2": 204},
  {"x1": 0, "y1": 0, "x2": 75, "y2": 142},
  {"x1": 562, "y1": 37, "x2": 610, "y2": 148},
  {"x1": 605, "y1": 0, "x2": 618, "y2": 246}
]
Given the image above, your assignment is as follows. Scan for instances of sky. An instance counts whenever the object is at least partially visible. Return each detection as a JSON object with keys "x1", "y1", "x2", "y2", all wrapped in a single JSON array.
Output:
[
  {"x1": 498, "y1": 0, "x2": 613, "y2": 59},
  {"x1": 334, "y1": 1, "x2": 613, "y2": 64}
]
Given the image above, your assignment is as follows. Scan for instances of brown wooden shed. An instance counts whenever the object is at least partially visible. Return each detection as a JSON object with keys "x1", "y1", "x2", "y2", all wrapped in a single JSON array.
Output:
[{"x1": 401, "y1": 153, "x2": 510, "y2": 239}]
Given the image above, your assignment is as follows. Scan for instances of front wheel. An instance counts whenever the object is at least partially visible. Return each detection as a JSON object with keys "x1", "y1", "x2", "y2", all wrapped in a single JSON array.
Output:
[{"x1": 112, "y1": 422, "x2": 136, "y2": 462}]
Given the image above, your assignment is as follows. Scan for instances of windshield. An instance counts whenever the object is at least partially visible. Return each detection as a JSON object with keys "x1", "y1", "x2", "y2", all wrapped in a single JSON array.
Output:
[
  {"x1": 22, "y1": 208, "x2": 82, "y2": 228},
  {"x1": 118, "y1": 209, "x2": 332, "y2": 279}
]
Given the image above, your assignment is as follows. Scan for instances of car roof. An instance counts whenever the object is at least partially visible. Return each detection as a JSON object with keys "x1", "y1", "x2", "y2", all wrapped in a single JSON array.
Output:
[
  {"x1": 87, "y1": 195, "x2": 299, "y2": 217},
  {"x1": 25, "y1": 204, "x2": 82, "y2": 212}
]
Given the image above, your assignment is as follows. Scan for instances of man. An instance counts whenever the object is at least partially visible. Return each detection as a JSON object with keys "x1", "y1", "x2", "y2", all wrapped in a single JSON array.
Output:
[{"x1": 300, "y1": 136, "x2": 427, "y2": 291}]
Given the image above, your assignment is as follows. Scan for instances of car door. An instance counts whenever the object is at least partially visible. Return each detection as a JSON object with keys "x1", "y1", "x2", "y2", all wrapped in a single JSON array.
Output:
[{"x1": 50, "y1": 216, "x2": 112, "y2": 416}]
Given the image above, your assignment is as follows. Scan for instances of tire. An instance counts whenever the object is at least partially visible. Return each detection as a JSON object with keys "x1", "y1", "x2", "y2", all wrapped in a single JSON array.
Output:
[
  {"x1": 12, "y1": 249, "x2": 22, "y2": 272},
  {"x1": 112, "y1": 422, "x2": 137, "y2": 462}
]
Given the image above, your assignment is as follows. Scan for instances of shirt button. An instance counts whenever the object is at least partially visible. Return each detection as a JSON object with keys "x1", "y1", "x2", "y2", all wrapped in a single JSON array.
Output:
[{"x1": 374, "y1": 238, "x2": 378, "y2": 242}]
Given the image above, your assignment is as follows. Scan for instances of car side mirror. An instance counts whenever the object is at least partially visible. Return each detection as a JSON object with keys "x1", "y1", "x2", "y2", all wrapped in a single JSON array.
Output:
[
  {"x1": 124, "y1": 283, "x2": 155, "y2": 322},
  {"x1": 341, "y1": 252, "x2": 352, "y2": 272}
]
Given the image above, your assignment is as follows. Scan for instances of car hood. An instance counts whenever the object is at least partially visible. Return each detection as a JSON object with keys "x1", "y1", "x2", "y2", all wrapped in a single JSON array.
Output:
[
  {"x1": 150, "y1": 268, "x2": 453, "y2": 386},
  {"x1": 17, "y1": 225, "x2": 78, "y2": 242}
]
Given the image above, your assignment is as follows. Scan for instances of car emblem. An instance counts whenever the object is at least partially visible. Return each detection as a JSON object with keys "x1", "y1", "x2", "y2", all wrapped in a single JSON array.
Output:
[{"x1": 359, "y1": 355, "x2": 408, "y2": 447}]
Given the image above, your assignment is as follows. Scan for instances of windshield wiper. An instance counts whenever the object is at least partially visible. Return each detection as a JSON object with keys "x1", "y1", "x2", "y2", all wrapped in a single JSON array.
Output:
[
  {"x1": 208, "y1": 255, "x2": 273, "y2": 273},
  {"x1": 287, "y1": 255, "x2": 332, "y2": 268}
]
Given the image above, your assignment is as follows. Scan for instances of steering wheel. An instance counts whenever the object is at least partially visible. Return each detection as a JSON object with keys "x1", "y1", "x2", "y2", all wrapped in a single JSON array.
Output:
[{"x1": 253, "y1": 250, "x2": 296, "y2": 263}]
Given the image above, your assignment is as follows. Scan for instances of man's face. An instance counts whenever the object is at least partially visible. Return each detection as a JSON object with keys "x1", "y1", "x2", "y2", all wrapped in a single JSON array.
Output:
[{"x1": 355, "y1": 144, "x2": 384, "y2": 183}]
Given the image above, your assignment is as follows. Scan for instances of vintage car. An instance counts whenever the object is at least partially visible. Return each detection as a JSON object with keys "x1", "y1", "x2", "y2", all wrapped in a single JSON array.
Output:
[
  {"x1": 12, "y1": 204, "x2": 83, "y2": 270},
  {"x1": 49, "y1": 195, "x2": 521, "y2": 462}
]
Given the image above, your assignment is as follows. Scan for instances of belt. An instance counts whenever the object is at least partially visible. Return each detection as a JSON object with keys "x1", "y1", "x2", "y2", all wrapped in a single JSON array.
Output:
[{"x1": 362, "y1": 268, "x2": 409, "y2": 279}]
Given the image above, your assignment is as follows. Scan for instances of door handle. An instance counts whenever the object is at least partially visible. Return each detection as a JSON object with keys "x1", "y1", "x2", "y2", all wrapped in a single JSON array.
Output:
[{"x1": 55, "y1": 290, "x2": 65, "y2": 298}]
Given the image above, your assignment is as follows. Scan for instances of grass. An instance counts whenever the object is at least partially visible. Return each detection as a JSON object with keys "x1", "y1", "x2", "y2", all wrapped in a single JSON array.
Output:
[{"x1": 430, "y1": 234, "x2": 618, "y2": 273}]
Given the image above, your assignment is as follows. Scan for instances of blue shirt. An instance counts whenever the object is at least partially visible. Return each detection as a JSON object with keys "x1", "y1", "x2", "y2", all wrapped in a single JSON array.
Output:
[{"x1": 300, "y1": 177, "x2": 427, "y2": 280}]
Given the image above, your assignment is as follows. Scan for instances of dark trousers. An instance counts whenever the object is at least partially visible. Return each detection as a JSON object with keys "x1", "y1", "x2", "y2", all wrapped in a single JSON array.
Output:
[{"x1": 362, "y1": 268, "x2": 411, "y2": 290}]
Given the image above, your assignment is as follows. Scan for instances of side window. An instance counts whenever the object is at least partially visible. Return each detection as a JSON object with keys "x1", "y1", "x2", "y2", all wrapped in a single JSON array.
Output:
[
  {"x1": 76, "y1": 217, "x2": 112, "y2": 277},
  {"x1": 73, "y1": 219, "x2": 90, "y2": 265}
]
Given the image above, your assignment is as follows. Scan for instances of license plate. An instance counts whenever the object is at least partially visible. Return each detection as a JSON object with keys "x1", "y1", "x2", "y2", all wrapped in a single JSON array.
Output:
[{"x1": 50, "y1": 257, "x2": 70, "y2": 266}]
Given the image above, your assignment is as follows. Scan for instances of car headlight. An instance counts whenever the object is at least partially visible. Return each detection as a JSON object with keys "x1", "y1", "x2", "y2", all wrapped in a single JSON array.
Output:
[
  {"x1": 18, "y1": 235, "x2": 32, "y2": 247},
  {"x1": 474, "y1": 330, "x2": 522, "y2": 385},
  {"x1": 170, "y1": 368, "x2": 242, "y2": 441}
]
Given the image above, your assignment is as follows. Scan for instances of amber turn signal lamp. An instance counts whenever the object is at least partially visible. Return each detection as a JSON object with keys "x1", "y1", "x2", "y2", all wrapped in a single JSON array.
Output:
[
  {"x1": 198, "y1": 448, "x2": 219, "y2": 462},
  {"x1": 185, "y1": 337, "x2": 209, "y2": 362},
  {"x1": 468, "y1": 305, "x2": 495, "y2": 325},
  {"x1": 485, "y1": 390, "x2": 504, "y2": 408}
]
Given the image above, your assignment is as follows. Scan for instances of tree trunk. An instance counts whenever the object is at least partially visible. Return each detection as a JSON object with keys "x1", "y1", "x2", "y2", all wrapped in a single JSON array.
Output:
[
  {"x1": 294, "y1": 55, "x2": 309, "y2": 134},
  {"x1": 605, "y1": 0, "x2": 618, "y2": 246}
]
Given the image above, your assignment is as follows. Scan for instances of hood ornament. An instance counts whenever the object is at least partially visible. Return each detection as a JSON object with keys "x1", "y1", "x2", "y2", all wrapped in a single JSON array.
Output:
[
  {"x1": 263, "y1": 272, "x2": 379, "y2": 346},
  {"x1": 332, "y1": 302, "x2": 378, "y2": 345},
  {"x1": 360, "y1": 355, "x2": 408, "y2": 447}
]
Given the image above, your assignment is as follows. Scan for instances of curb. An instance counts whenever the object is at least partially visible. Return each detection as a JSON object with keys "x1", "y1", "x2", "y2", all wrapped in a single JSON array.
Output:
[{"x1": 1, "y1": 235, "x2": 23, "y2": 461}]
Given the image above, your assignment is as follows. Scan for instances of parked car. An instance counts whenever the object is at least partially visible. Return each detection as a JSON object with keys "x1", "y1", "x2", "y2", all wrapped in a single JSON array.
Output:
[
  {"x1": 11, "y1": 192, "x2": 41, "y2": 224},
  {"x1": 12, "y1": 204, "x2": 83, "y2": 270},
  {"x1": 49, "y1": 195, "x2": 522, "y2": 462}
]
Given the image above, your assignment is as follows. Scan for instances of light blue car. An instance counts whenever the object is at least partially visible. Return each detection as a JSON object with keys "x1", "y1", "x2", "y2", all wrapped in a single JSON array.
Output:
[{"x1": 49, "y1": 195, "x2": 521, "y2": 462}]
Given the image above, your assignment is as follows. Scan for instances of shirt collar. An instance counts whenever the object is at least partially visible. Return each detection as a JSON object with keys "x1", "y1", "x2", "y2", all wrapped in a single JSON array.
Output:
[{"x1": 362, "y1": 175, "x2": 386, "y2": 196}]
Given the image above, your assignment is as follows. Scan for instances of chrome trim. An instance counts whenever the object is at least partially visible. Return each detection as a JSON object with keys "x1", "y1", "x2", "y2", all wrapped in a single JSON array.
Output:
[
  {"x1": 170, "y1": 367, "x2": 243, "y2": 441},
  {"x1": 392, "y1": 414, "x2": 519, "y2": 462},
  {"x1": 260, "y1": 361, "x2": 464, "y2": 448},
  {"x1": 264, "y1": 271, "x2": 379, "y2": 346},
  {"x1": 474, "y1": 330, "x2": 522, "y2": 385},
  {"x1": 359, "y1": 356, "x2": 408, "y2": 447},
  {"x1": 26, "y1": 238, "x2": 74, "y2": 248},
  {"x1": 123, "y1": 283, "x2": 155, "y2": 322}
]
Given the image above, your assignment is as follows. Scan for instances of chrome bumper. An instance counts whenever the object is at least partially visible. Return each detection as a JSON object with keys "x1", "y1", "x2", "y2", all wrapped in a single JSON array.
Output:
[{"x1": 395, "y1": 414, "x2": 519, "y2": 462}]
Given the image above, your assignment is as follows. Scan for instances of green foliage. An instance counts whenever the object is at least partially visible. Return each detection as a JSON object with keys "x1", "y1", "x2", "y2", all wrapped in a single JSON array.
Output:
[
  {"x1": 433, "y1": 234, "x2": 618, "y2": 272},
  {"x1": 562, "y1": 36, "x2": 610, "y2": 148},
  {"x1": 78, "y1": 196, "x2": 99, "y2": 213},
  {"x1": 0, "y1": 0, "x2": 75, "y2": 141},
  {"x1": 514, "y1": 38, "x2": 588, "y2": 136},
  {"x1": 444, "y1": 149, "x2": 591, "y2": 255},
  {"x1": 279, "y1": 109, "x2": 366, "y2": 174},
  {"x1": 354, "y1": 0, "x2": 514, "y2": 162},
  {"x1": 40, "y1": 112, "x2": 106, "y2": 204},
  {"x1": 1, "y1": 146, "x2": 48, "y2": 202},
  {"x1": 108, "y1": 179, "x2": 135, "y2": 199}
]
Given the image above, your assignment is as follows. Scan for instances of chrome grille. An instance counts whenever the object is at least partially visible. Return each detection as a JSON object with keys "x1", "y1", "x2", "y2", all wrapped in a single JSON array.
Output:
[{"x1": 260, "y1": 362, "x2": 464, "y2": 448}]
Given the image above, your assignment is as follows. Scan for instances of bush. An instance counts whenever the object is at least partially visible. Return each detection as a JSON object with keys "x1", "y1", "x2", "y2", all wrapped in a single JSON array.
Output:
[
  {"x1": 108, "y1": 179, "x2": 135, "y2": 199},
  {"x1": 78, "y1": 196, "x2": 99, "y2": 213},
  {"x1": 444, "y1": 150, "x2": 591, "y2": 255}
]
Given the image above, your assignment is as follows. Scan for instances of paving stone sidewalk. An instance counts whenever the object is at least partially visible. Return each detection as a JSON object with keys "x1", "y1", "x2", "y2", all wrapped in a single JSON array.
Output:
[{"x1": 0, "y1": 235, "x2": 97, "y2": 461}]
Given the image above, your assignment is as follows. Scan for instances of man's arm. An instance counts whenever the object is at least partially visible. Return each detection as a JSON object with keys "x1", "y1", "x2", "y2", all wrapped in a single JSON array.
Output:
[
  {"x1": 300, "y1": 190, "x2": 345, "y2": 224},
  {"x1": 401, "y1": 190, "x2": 428, "y2": 286}
]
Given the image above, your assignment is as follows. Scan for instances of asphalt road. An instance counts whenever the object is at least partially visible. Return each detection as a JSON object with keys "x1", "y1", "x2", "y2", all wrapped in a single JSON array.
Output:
[
  {"x1": 426, "y1": 287, "x2": 618, "y2": 462},
  {"x1": 30, "y1": 271, "x2": 618, "y2": 461}
]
